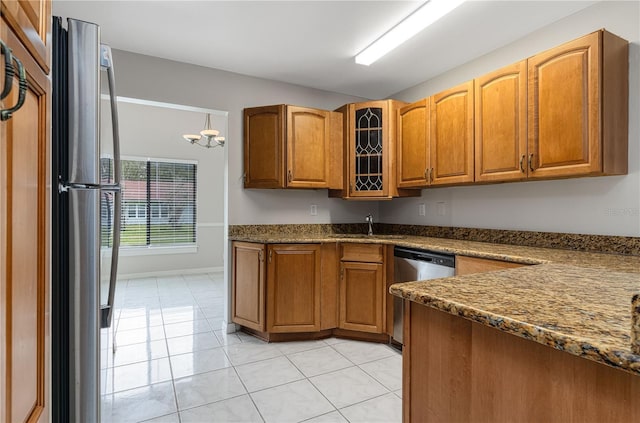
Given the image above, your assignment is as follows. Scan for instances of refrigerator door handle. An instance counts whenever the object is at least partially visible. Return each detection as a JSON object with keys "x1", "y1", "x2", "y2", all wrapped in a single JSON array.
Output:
[
  {"x1": 99, "y1": 43, "x2": 122, "y2": 329},
  {"x1": 101, "y1": 44, "x2": 121, "y2": 185},
  {"x1": 100, "y1": 187, "x2": 121, "y2": 328}
]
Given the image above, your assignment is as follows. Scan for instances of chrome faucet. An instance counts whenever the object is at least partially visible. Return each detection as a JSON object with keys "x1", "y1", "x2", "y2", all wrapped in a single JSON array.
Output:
[{"x1": 365, "y1": 214, "x2": 373, "y2": 236}]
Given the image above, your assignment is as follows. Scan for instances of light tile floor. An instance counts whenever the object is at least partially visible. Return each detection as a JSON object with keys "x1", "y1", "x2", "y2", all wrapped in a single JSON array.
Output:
[{"x1": 101, "y1": 273, "x2": 402, "y2": 423}]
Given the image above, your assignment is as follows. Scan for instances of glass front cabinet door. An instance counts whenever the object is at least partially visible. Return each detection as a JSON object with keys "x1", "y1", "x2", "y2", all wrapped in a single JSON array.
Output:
[
  {"x1": 353, "y1": 105, "x2": 385, "y2": 196},
  {"x1": 333, "y1": 100, "x2": 414, "y2": 199}
]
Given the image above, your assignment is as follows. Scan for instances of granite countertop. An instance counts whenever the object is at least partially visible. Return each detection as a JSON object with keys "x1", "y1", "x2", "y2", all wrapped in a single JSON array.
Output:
[
  {"x1": 230, "y1": 233, "x2": 640, "y2": 273},
  {"x1": 390, "y1": 263, "x2": 640, "y2": 375},
  {"x1": 230, "y1": 231, "x2": 640, "y2": 374}
]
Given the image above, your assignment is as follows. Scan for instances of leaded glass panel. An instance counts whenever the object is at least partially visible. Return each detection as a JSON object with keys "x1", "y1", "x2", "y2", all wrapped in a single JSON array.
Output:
[{"x1": 354, "y1": 107, "x2": 383, "y2": 192}]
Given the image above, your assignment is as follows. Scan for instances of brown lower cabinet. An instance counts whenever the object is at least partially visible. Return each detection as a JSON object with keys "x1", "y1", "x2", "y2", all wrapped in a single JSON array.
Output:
[
  {"x1": 266, "y1": 244, "x2": 321, "y2": 333},
  {"x1": 339, "y1": 244, "x2": 386, "y2": 334},
  {"x1": 403, "y1": 302, "x2": 640, "y2": 422},
  {"x1": 232, "y1": 242, "x2": 326, "y2": 337},
  {"x1": 231, "y1": 242, "x2": 266, "y2": 331},
  {"x1": 339, "y1": 261, "x2": 384, "y2": 333},
  {"x1": 231, "y1": 241, "x2": 389, "y2": 340}
]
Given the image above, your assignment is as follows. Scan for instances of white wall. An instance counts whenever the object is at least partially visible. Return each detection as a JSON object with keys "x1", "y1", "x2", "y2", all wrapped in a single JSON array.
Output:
[
  {"x1": 107, "y1": 51, "x2": 384, "y2": 330},
  {"x1": 108, "y1": 1, "x2": 639, "y2": 238},
  {"x1": 380, "y1": 1, "x2": 640, "y2": 237},
  {"x1": 100, "y1": 99, "x2": 227, "y2": 276},
  {"x1": 110, "y1": 50, "x2": 382, "y2": 225}
]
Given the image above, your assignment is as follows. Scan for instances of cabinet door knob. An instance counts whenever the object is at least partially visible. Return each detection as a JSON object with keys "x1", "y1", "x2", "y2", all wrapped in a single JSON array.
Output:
[
  {"x1": 519, "y1": 155, "x2": 526, "y2": 173},
  {"x1": 429, "y1": 167, "x2": 434, "y2": 183},
  {"x1": 528, "y1": 154, "x2": 535, "y2": 172},
  {"x1": 268, "y1": 249, "x2": 272, "y2": 263},
  {"x1": 287, "y1": 170, "x2": 292, "y2": 183},
  {"x1": 424, "y1": 168, "x2": 428, "y2": 180}
]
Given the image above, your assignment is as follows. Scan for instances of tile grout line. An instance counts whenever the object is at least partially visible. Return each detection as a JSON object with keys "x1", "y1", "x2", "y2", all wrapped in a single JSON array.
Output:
[
  {"x1": 169, "y1": 308, "x2": 265, "y2": 420},
  {"x1": 164, "y1": 275, "x2": 183, "y2": 423},
  {"x1": 280, "y1": 354, "x2": 342, "y2": 422},
  {"x1": 178, "y1": 392, "x2": 258, "y2": 422},
  {"x1": 282, "y1": 345, "x2": 397, "y2": 422},
  {"x1": 304, "y1": 364, "x2": 392, "y2": 417},
  {"x1": 107, "y1": 272, "x2": 401, "y2": 422},
  {"x1": 336, "y1": 390, "x2": 400, "y2": 413},
  {"x1": 330, "y1": 342, "x2": 400, "y2": 366},
  {"x1": 235, "y1": 354, "x2": 307, "y2": 396},
  {"x1": 356, "y1": 354, "x2": 403, "y2": 392},
  {"x1": 326, "y1": 342, "x2": 359, "y2": 367},
  {"x1": 227, "y1": 359, "x2": 267, "y2": 423}
]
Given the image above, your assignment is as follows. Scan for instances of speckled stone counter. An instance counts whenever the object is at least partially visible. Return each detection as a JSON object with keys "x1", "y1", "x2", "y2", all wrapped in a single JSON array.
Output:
[
  {"x1": 229, "y1": 232, "x2": 640, "y2": 273},
  {"x1": 633, "y1": 294, "x2": 640, "y2": 355},
  {"x1": 229, "y1": 227, "x2": 640, "y2": 374},
  {"x1": 229, "y1": 223, "x2": 640, "y2": 255},
  {"x1": 380, "y1": 224, "x2": 640, "y2": 255},
  {"x1": 390, "y1": 264, "x2": 640, "y2": 375}
]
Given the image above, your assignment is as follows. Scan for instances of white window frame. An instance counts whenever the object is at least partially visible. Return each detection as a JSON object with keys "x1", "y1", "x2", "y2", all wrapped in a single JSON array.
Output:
[{"x1": 118, "y1": 155, "x2": 199, "y2": 253}]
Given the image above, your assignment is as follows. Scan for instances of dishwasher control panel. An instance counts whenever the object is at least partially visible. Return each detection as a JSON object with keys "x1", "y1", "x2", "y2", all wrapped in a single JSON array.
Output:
[{"x1": 394, "y1": 246, "x2": 455, "y2": 268}]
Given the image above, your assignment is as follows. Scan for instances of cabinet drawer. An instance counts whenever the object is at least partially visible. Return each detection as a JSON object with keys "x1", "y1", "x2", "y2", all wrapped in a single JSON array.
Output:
[{"x1": 341, "y1": 243, "x2": 384, "y2": 263}]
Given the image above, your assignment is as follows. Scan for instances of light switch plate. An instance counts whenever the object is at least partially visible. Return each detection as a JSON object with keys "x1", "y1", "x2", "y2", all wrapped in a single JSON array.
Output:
[
  {"x1": 418, "y1": 203, "x2": 426, "y2": 216},
  {"x1": 436, "y1": 201, "x2": 446, "y2": 216},
  {"x1": 310, "y1": 204, "x2": 318, "y2": 216}
]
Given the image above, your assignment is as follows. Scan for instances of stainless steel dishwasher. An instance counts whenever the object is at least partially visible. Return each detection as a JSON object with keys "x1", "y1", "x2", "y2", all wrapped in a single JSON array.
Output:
[{"x1": 393, "y1": 246, "x2": 456, "y2": 345}]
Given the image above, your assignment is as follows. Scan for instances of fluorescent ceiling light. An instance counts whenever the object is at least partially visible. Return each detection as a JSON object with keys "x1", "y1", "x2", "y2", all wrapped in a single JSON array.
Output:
[{"x1": 355, "y1": 0, "x2": 465, "y2": 66}]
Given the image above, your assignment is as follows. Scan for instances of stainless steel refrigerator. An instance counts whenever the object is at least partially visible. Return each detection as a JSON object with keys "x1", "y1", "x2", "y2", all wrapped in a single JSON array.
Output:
[{"x1": 52, "y1": 16, "x2": 122, "y2": 423}]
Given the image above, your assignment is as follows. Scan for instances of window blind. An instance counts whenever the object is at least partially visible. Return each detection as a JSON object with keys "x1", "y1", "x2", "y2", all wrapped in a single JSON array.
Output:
[{"x1": 102, "y1": 157, "x2": 197, "y2": 248}]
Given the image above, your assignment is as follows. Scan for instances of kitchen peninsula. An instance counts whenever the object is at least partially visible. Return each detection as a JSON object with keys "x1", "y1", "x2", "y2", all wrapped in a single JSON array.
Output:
[{"x1": 390, "y1": 259, "x2": 640, "y2": 422}]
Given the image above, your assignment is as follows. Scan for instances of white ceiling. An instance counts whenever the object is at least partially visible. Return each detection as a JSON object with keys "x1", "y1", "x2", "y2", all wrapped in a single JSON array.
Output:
[{"x1": 52, "y1": 1, "x2": 596, "y2": 99}]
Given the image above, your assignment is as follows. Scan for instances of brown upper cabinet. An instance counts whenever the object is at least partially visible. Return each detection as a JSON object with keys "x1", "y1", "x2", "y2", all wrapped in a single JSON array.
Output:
[
  {"x1": 401, "y1": 67, "x2": 526, "y2": 187},
  {"x1": 1, "y1": 0, "x2": 51, "y2": 73},
  {"x1": 528, "y1": 30, "x2": 628, "y2": 178},
  {"x1": 397, "y1": 99, "x2": 430, "y2": 188},
  {"x1": 430, "y1": 81, "x2": 475, "y2": 185},
  {"x1": 243, "y1": 30, "x2": 628, "y2": 196},
  {"x1": 397, "y1": 87, "x2": 475, "y2": 188},
  {"x1": 243, "y1": 105, "x2": 343, "y2": 189},
  {"x1": 331, "y1": 100, "x2": 419, "y2": 199},
  {"x1": 475, "y1": 61, "x2": 528, "y2": 182},
  {"x1": 398, "y1": 29, "x2": 628, "y2": 189}
]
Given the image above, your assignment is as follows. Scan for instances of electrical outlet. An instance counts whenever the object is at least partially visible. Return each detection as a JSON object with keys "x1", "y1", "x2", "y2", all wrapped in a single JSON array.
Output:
[
  {"x1": 418, "y1": 203, "x2": 426, "y2": 216},
  {"x1": 310, "y1": 204, "x2": 318, "y2": 216},
  {"x1": 436, "y1": 201, "x2": 446, "y2": 216}
]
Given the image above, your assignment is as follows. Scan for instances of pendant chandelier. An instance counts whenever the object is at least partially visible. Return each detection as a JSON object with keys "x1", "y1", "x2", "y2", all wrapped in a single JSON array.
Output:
[{"x1": 182, "y1": 113, "x2": 225, "y2": 149}]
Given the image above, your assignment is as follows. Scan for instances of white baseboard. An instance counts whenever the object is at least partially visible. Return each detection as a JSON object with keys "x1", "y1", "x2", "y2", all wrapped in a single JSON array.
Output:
[{"x1": 118, "y1": 266, "x2": 223, "y2": 280}]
